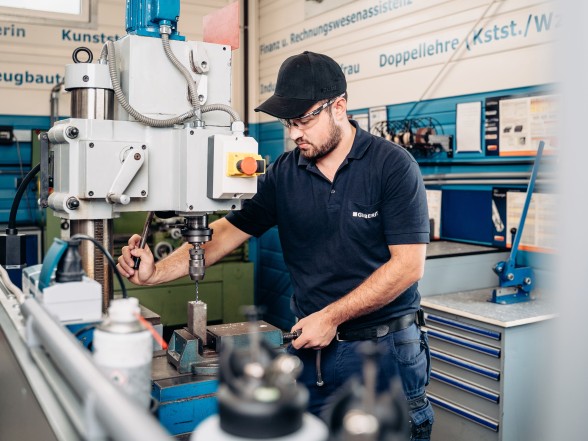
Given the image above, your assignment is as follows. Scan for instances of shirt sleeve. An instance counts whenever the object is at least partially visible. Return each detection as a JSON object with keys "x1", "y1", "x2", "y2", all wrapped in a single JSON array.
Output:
[
  {"x1": 225, "y1": 160, "x2": 278, "y2": 238},
  {"x1": 381, "y1": 148, "x2": 430, "y2": 245}
]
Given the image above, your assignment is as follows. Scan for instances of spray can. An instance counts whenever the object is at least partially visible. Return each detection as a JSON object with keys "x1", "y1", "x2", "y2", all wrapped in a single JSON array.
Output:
[{"x1": 93, "y1": 297, "x2": 152, "y2": 409}]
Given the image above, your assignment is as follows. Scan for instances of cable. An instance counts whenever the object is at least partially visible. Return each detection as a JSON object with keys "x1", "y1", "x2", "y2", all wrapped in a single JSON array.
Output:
[
  {"x1": 14, "y1": 136, "x2": 35, "y2": 223},
  {"x1": 70, "y1": 234, "x2": 128, "y2": 299},
  {"x1": 0, "y1": 261, "x2": 26, "y2": 304},
  {"x1": 8, "y1": 163, "x2": 40, "y2": 232}
]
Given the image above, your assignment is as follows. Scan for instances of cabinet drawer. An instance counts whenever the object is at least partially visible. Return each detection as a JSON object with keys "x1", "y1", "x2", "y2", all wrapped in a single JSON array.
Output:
[
  {"x1": 429, "y1": 393, "x2": 499, "y2": 441},
  {"x1": 430, "y1": 348, "x2": 500, "y2": 392},
  {"x1": 428, "y1": 369, "x2": 499, "y2": 420},
  {"x1": 425, "y1": 312, "x2": 502, "y2": 346},
  {"x1": 427, "y1": 327, "x2": 501, "y2": 370}
]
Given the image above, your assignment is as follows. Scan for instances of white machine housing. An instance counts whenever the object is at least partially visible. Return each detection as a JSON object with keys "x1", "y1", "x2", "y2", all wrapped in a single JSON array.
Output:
[
  {"x1": 47, "y1": 34, "x2": 259, "y2": 221},
  {"x1": 114, "y1": 35, "x2": 232, "y2": 123},
  {"x1": 22, "y1": 265, "x2": 102, "y2": 323}
]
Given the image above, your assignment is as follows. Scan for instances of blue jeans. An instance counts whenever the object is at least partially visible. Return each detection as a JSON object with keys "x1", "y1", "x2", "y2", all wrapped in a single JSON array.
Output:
[{"x1": 287, "y1": 323, "x2": 434, "y2": 440}]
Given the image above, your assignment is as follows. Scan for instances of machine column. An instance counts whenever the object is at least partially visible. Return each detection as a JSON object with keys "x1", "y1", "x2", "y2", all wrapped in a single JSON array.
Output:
[{"x1": 66, "y1": 52, "x2": 115, "y2": 311}]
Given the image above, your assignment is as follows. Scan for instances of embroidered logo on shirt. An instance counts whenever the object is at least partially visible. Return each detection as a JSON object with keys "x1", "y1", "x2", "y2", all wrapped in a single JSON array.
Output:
[{"x1": 352, "y1": 211, "x2": 379, "y2": 219}]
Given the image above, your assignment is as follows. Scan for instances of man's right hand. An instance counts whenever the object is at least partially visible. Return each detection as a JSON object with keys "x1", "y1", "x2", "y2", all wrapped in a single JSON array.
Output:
[{"x1": 116, "y1": 234, "x2": 157, "y2": 286}]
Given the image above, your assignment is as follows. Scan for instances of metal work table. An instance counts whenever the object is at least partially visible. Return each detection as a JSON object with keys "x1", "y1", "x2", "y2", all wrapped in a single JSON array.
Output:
[
  {"x1": 421, "y1": 289, "x2": 555, "y2": 441},
  {"x1": 421, "y1": 288, "x2": 556, "y2": 327},
  {"x1": 426, "y1": 241, "x2": 504, "y2": 259}
]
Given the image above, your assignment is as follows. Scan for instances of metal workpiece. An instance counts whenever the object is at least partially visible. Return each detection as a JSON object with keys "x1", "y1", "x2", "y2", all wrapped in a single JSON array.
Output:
[
  {"x1": 206, "y1": 321, "x2": 284, "y2": 352},
  {"x1": 19, "y1": 298, "x2": 170, "y2": 441},
  {"x1": 187, "y1": 300, "x2": 208, "y2": 346}
]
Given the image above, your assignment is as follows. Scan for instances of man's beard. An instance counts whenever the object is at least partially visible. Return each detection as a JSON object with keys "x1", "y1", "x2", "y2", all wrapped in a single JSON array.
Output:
[{"x1": 299, "y1": 114, "x2": 343, "y2": 160}]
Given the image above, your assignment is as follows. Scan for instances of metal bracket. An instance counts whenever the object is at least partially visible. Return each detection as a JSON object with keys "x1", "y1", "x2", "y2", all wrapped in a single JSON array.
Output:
[
  {"x1": 190, "y1": 44, "x2": 209, "y2": 104},
  {"x1": 106, "y1": 147, "x2": 146, "y2": 204}
]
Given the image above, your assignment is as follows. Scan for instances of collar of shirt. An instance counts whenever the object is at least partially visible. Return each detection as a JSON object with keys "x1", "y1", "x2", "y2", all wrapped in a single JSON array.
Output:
[{"x1": 297, "y1": 119, "x2": 373, "y2": 168}]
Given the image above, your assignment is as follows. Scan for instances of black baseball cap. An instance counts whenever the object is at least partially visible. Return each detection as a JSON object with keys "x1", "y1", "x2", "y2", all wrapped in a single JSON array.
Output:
[{"x1": 255, "y1": 51, "x2": 347, "y2": 119}]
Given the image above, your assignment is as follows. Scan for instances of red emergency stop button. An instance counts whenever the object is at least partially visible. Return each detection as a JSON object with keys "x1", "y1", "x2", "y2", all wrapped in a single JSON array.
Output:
[{"x1": 237, "y1": 156, "x2": 258, "y2": 175}]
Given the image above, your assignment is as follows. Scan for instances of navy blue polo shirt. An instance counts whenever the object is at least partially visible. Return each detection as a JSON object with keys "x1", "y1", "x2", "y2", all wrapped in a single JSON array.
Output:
[{"x1": 226, "y1": 120, "x2": 430, "y2": 329}]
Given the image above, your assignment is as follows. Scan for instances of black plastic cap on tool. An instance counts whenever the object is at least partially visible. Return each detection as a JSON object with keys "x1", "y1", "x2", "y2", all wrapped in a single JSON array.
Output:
[
  {"x1": 254, "y1": 51, "x2": 346, "y2": 119},
  {"x1": 56, "y1": 239, "x2": 84, "y2": 283},
  {"x1": 0, "y1": 229, "x2": 27, "y2": 268}
]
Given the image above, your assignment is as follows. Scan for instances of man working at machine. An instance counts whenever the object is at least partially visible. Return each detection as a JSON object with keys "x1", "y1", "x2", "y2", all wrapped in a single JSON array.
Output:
[{"x1": 117, "y1": 51, "x2": 434, "y2": 440}]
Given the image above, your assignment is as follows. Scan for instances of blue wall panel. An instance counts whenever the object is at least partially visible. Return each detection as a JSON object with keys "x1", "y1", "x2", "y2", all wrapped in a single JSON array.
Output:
[{"x1": 0, "y1": 115, "x2": 51, "y2": 225}]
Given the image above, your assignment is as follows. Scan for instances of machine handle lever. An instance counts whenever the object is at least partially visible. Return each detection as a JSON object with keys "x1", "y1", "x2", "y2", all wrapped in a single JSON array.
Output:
[{"x1": 133, "y1": 211, "x2": 154, "y2": 270}]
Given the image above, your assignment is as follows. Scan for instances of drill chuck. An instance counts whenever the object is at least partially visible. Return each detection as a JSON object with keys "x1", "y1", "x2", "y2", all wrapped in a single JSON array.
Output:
[
  {"x1": 189, "y1": 246, "x2": 206, "y2": 281},
  {"x1": 182, "y1": 214, "x2": 213, "y2": 282}
]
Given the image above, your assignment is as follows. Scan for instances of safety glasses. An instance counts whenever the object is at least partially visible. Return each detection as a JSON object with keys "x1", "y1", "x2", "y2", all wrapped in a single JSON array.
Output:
[{"x1": 279, "y1": 93, "x2": 345, "y2": 129}]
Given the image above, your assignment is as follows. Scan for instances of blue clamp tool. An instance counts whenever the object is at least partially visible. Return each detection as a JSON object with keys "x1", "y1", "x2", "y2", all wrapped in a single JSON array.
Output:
[{"x1": 490, "y1": 140, "x2": 545, "y2": 304}]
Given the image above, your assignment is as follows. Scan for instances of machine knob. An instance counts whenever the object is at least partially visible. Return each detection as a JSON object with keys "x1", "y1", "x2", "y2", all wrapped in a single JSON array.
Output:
[{"x1": 236, "y1": 156, "x2": 259, "y2": 176}]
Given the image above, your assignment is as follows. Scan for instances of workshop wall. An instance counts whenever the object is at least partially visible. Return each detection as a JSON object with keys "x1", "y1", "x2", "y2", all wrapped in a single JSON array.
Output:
[
  {"x1": 251, "y1": 0, "x2": 556, "y2": 123},
  {"x1": 249, "y1": 0, "x2": 558, "y2": 327}
]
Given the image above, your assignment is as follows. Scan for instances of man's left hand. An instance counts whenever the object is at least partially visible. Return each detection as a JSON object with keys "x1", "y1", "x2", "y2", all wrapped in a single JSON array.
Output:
[{"x1": 291, "y1": 311, "x2": 337, "y2": 349}]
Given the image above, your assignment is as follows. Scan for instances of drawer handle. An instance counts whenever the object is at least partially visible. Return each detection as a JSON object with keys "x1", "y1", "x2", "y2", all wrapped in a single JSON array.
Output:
[
  {"x1": 430, "y1": 349, "x2": 500, "y2": 380},
  {"x1": 426, "y1": 314, "x2": 501, "y2": 340},
  {"x1": 428, "y1": 393, "x2": 499, "y2": 432},
  {"x1": 431, "y1": 370, "x2": 500, "y2": 403},
  {"x1": 428, "y1": 329, "x2": 501, "y2": 358}
]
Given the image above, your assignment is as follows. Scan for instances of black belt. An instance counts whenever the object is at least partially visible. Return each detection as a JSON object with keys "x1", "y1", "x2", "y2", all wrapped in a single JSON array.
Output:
[{"x1": 336, "y1": 312, "x2": 418, "y2": 342}]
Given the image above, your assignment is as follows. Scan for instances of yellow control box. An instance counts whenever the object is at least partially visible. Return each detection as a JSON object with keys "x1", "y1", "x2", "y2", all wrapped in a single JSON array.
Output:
[{"x1": 226, "y1": 152, "x2": 266, "y2": 177}]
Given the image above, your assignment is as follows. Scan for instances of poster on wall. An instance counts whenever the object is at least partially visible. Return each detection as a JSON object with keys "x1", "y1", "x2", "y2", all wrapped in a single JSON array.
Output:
[
  {"x1": 485, "y1": 93, "x2": 558, "y2": 156},
  {"x1": 505, "y1": 191, "x2": 555, "y2": 252},
  {"x1": 455, "y1": 101, "x2": 482, "y2": 153},
  {"x1": 499, "y1": 94, "x2": 558, "y2": 156}
]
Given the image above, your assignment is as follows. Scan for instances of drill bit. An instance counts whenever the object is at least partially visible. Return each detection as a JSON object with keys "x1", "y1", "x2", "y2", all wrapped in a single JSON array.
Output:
[{"x1": 195, "y1": 280, "x2": 199, "y2": 302}]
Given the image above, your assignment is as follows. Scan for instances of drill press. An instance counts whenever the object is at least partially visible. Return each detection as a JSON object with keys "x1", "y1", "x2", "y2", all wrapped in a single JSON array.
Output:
[{"x1": 183, "y1": 214, "x2": 212, "y2": 345}]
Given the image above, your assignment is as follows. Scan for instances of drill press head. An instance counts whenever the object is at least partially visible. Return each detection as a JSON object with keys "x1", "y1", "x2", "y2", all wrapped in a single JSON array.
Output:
[{"x1": 182, "y1": 214, "x2": 212, "y2": 281}]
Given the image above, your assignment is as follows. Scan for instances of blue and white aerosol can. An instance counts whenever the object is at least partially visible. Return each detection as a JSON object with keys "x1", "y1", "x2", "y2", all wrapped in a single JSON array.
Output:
[{"x1": 93, "y1": 297, "x2": 152, "y2": 409}]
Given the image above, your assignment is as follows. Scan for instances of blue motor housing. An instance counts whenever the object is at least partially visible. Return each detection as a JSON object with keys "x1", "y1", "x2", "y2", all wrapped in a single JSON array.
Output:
[{"x1": 126, "y1": 0, "x2": 185, "y2": 41}]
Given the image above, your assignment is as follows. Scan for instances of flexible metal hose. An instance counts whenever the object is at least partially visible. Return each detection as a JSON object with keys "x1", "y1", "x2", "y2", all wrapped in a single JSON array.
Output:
[
  {"x1": 106, "y1": 40, "x2": 195, "y2": 127},
  {"x1": 201, "y1": 103, "x2": 240, "y2": 122},
  {"x1": 160, "y1": 32, "x2": 200, "y2": 112},
  {"x1": 101, "y1": 38, "x2": 242, "y2": 127}
]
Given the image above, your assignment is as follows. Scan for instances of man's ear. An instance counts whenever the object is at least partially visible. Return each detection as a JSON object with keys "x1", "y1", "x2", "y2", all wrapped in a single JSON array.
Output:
[{"x1": 333, "y1": 97, "x2": 347, "y2": 121}]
